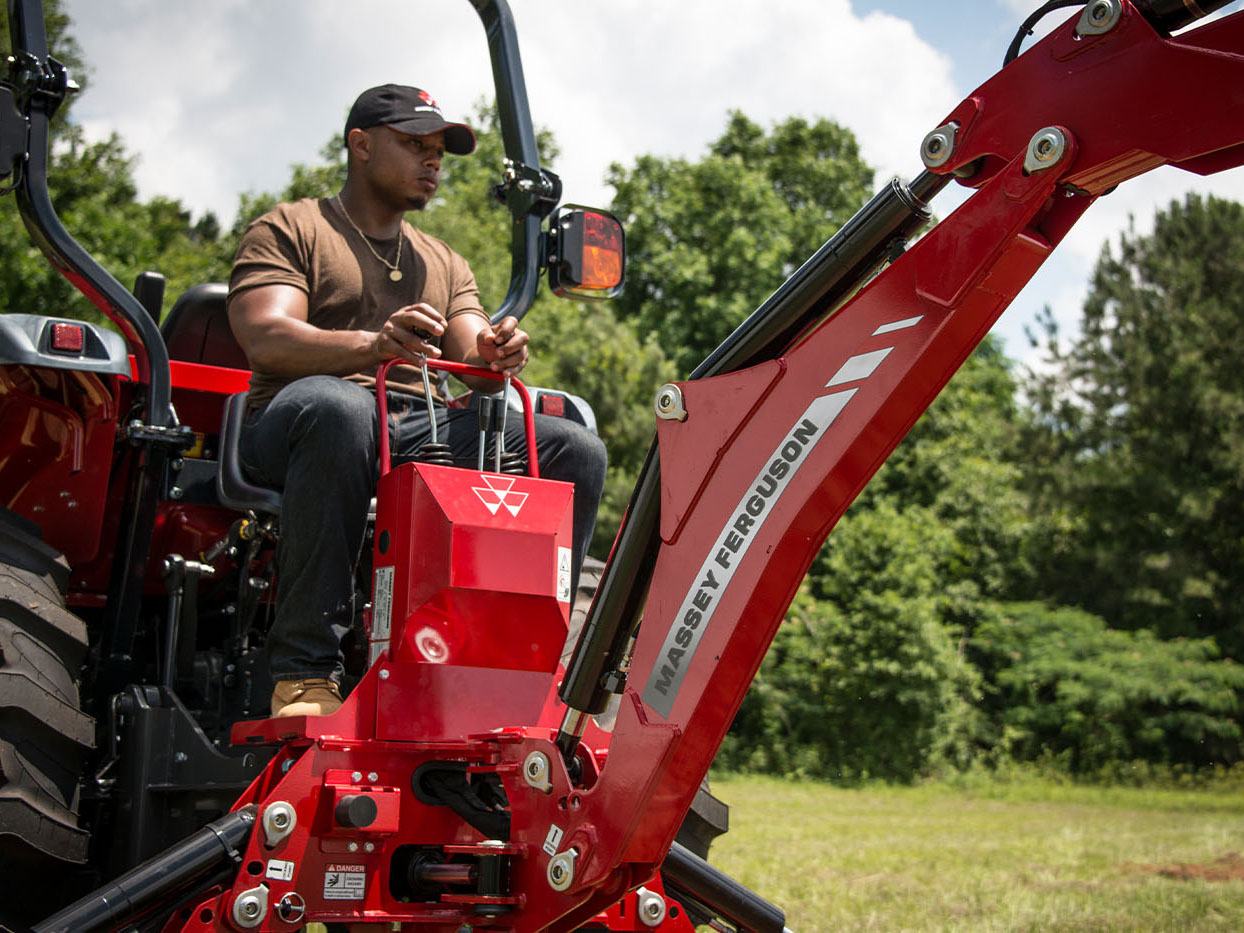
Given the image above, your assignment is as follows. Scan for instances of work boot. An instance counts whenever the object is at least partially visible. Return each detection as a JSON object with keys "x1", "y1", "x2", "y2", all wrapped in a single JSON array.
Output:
[{"x1": 270, "y1": 678, "x2": 343, "y2": 718}]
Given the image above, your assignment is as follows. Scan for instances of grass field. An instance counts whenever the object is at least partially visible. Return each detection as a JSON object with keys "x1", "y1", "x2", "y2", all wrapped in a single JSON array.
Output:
[{"x1": 704, "y1": 773, "x2": 1244, "y2": 931}]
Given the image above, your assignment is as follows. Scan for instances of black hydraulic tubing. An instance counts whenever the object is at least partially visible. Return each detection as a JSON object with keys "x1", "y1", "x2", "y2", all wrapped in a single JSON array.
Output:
[
  {"x1": 34, "y1": 805, "x2": 257, "y2": 933},
  {"x1": 662, "y1": 841, "x2": 787, "y2": 933},
  {"x1": 469, "y1": 0, "x2": 546, "y2": 325},
  {"x1": 556, "y1": 173, "x2": 948, "y2": 739},
  {"x1": 7, "y1": 0, "x2": 174, "y2": 428},
  {"x1": 1134, "y1": 0, "x2": 1234, "y2": 32},
  {"x1": 691, "y1": 173, "x2": 946, "y2": 381}
]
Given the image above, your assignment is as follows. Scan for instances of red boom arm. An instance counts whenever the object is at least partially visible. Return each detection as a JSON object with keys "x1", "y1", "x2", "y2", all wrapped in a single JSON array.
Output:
[
  {"x1": 170, "y1": 6, "x2": 1244, "y2": 930},
  {"x1": 506, "y1": 6, "x2": 1244, "y2": 927}
]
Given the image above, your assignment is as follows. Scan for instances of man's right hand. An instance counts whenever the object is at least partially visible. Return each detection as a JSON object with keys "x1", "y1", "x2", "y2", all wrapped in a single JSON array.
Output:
[{"x1": 374, "y1": 303, "x2": 447, "y2": 363}]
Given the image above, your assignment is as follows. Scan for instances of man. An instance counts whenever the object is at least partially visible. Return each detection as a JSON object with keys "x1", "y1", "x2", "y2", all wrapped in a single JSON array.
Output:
[{"x1": 227, "y1": 84, "x2": 607, "y2": 718}]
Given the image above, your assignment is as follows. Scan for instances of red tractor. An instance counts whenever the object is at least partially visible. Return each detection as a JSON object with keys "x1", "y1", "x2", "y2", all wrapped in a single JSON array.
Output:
[{"x1": 3, "y1": 0, "x2": 1243, "y2": 930}]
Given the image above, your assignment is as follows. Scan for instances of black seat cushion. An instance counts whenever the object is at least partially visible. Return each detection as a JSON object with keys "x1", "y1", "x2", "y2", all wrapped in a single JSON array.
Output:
[
  {"x1": 217, "y1": 392, "x2": 282, "y2": 515},
  {"x1": 162, "y1": 283, "x2": 250, "y2": 370}
]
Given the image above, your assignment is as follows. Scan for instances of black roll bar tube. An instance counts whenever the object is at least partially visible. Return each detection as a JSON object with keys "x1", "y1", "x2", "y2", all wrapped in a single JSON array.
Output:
[
  {"x1": 469, "y1": 0, "x2": 561, "y2": 325},
  {"x1": 6, "y1": 0, "x2": 174, "y2": 429}
]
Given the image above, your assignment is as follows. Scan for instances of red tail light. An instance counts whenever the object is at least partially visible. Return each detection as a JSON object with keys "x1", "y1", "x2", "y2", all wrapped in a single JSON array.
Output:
[{"x1": 50, "y1": 322, "x2": 85, "y2": 353}]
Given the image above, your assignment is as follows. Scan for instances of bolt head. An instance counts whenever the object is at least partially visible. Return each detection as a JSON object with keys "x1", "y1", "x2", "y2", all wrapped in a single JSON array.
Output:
[
  {"x1": 240, "y1": 899, "x2": 260, "y2": 918},
  {"x1": 367, "y1": 771, "x2": 379, "y2": 783},
  {"x1": 378, "y1": 668, "x2": 390, "y2": 680},
  {"x1": 348, "y1": 841, "x2": 359, "y2": 853},
  {"x1": 364, "y1": 842, "x2": 375, "y2": 853},
  {"x1": 550, "y1": 863, "x2": 565, "y2": 881},
  {"x1": 351, "y1": 771, "x2": 363, "y2": 782},
  {"x1": 272, "y1": 811, "x2": 289, "y2": 828}
]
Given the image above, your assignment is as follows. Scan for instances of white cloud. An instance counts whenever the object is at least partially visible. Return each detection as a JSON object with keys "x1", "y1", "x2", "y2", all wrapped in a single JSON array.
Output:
[{"x1": 65, "y1": 0, "x2": 956, "y2": 224}]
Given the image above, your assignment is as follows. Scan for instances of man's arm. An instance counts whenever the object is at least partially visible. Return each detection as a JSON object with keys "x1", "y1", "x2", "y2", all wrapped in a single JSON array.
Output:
[
  {"x1": 228, "y1": 284, "x2": 446, "y2": 376},
  {"x1": 441, "y1": 312, "x2": 530, "y2": 392}
]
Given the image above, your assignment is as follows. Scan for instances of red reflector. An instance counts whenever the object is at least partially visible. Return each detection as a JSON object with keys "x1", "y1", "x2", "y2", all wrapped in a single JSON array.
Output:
[
  {"x1": 50, "y1": 322, "x2": 85, "y2": 353},
  {"x1": 541, "y1": 394, "x2": 566, "y2": 418}
]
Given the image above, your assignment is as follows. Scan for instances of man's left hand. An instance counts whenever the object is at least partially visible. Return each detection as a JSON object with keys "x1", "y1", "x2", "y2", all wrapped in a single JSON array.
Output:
[{"x1": 476, "y1": 315, "x2": 529, "y2": 376}]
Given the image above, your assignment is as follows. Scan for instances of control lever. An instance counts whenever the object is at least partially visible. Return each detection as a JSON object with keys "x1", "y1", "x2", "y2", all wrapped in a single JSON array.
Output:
[
  {"x1": 419, "y1": 355, "x2": 439, "y2": 446},
  {"x1": 477, "y1": 394, "x2": 493, "y2": 471},
  {"x1": 494, "y1": 375, "x2": 511, "y2": 473},
  {"x1": 410, "y1": 344, "x2": 453, "y2": 466},
  {"x1": 162, "y1": 555, "x2": 216, "y2": 691}
]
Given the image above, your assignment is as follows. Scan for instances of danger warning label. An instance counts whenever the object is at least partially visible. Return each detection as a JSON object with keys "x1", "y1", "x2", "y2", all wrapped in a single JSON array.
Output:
[{"x1": 323, "y1": 863, "x2": 365, "y2": 900}]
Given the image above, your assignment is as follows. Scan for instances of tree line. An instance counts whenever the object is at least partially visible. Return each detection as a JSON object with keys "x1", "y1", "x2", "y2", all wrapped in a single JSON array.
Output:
[{"x1": 5, "y1": 3, "x2": 1242, "y2": 782}]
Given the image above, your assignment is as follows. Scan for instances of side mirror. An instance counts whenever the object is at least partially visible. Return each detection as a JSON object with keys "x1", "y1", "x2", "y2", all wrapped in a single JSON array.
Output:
[{"x1": 547, "y1": 205, "x2": 625, "y2": 300}]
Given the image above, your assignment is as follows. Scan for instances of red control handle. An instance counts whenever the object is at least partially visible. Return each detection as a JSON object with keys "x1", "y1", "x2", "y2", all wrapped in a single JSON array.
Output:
[{"x1": 374, "y1": 358, "x2": 539, "y2": 478}]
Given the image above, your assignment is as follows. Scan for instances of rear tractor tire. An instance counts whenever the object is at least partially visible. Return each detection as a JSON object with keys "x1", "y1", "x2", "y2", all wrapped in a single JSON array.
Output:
[{"x1": 0, "y1": 509, "x2": 94, "y2": 874}]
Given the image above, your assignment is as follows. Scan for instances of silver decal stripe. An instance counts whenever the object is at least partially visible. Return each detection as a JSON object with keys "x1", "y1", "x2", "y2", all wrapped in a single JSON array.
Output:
[
  {"x1": 872, "y1": 315, "x2": 924, "y2": 336},
  {"x1": 826, "y1": 347, "x2": 893, "y2": 387},
  {"x1": 642, "y1": 389, "x2": 858, "y2": 717}
]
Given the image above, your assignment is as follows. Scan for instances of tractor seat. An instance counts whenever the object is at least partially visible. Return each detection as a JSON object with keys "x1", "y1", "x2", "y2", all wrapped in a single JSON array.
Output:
[
  {"x1": 162, "y1": 283, "x2": 250, "y2": 370},
  {"x1": 217, "y1": 392, "x2": 283, "y2": 515}
]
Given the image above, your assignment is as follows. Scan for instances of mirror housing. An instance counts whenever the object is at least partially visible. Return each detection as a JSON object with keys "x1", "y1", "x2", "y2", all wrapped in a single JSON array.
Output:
[{"x1": 547, "y1": 205, "x2": 625, "y2": 300}]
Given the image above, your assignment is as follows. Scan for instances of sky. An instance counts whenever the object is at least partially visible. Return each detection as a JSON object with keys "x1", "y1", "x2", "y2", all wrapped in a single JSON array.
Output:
[{"x1": 63, "y1": 0, "x2": 1244, "y2": 364}]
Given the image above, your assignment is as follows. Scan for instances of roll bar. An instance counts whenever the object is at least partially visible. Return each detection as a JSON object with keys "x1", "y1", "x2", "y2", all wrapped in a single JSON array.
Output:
[
  {"x1": 1, "y1": 0, "x2": 558, "y2": 421},
  {"x1": 469, "y1": 0, "x2": 562, "y2": 325},
  {"x1": 5, "y1": 0, "x2": 175, "y2": 430}
]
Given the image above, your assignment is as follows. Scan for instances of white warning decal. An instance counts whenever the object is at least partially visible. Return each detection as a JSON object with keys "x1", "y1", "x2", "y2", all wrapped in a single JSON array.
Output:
[
  {"x1": 371, "y1": 566, "x2": 394, "y2": 642},
  {"x1": 543, "y1": 823, "x2": 565, "y2": 856},
  {"x1": 323, "y1": 863, "x2": 366, "y2": 900},
  {"x1": 266, "y1": 858, "x2": 295, "y2": 881},
  {"x1": 556, "y1": 547, "x2": 573, "y2": 603}
]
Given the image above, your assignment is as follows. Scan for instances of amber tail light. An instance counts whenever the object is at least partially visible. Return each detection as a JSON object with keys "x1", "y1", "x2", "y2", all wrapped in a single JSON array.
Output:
[{"x1": 548, "y1": 205, "x2": 625, "y2": 300}]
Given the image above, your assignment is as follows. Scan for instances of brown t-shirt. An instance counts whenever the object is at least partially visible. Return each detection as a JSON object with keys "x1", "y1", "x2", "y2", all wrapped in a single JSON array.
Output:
[{"x1": 228, "y1": 197, "x2": 487, "y2": 408}]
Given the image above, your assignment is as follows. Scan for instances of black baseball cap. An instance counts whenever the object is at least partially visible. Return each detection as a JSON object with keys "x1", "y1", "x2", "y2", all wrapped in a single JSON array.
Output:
[{"x1": 344, "y1": 84, "x2": 476, "y2": 155}]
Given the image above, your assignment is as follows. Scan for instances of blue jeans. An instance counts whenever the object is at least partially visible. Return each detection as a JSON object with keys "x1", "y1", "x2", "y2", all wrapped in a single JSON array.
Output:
[{"x1": 238, "y1": 375, "x2": 608, "y2": 682}]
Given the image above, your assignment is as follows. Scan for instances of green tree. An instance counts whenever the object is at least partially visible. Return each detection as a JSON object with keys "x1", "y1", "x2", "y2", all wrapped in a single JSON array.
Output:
[
  {"x1": 1022, "y1": 194, "x2": 1244, "y2": 656},
  {"x1": 1, "y1": 2, "x2": 224, "y2": 323},
  {"x1": 608, "y1": 112, "x2": 874, "y2": 374},
  {"x1": 0, "y1": 128, "x2": 225, "y2": 324},
  {"x1": 971, "y1": 602, "x2": 1244, "y2": 772},
  {"x1": 722, "y1": 502, "x2": 981, "y2": 781},
  {"x1": 860, "y1": 336, "x2": 1033, "y2": 607}
]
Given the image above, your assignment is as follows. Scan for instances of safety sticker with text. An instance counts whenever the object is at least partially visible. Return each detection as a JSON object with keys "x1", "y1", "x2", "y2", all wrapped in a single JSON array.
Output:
[
  {"x1": 371, "y1": 566, "x2": 394, "y2": 641},
  {"x1": 323, "y1": 863, "x2": 365, "y2": 900},
  {"x1": 543, "y1": 823, "x2": 565, "y2": 856},
  {"x1": 266, "y1": 858, "x2": 295, "y2": 881},
  {"x1": 556, "y1": 547, "x2": 572, "y2": 603}
]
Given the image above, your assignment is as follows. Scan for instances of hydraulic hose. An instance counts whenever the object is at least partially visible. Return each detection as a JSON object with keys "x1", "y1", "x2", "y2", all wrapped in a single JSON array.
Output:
[
  {"x1": 662, "y1": 841, "x2": 787, "y2": 933},
  {"x1": 34, "y1": 805, "x2": 257, "y2": 933},
  {"x1": 1134, "y1": 0, "x2": 1235, "y2": 32}
]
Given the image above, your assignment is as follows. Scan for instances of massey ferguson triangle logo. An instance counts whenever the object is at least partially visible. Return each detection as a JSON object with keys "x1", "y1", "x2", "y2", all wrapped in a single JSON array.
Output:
[{"x1": 472, "y1": 474, "x2": 528, "y2": 517}]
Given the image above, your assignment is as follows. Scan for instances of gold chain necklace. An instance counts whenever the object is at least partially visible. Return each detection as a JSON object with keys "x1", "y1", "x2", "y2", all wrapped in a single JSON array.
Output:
[{"x1": 334, "y1": 195, "x2": 404, "y2": 282}]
